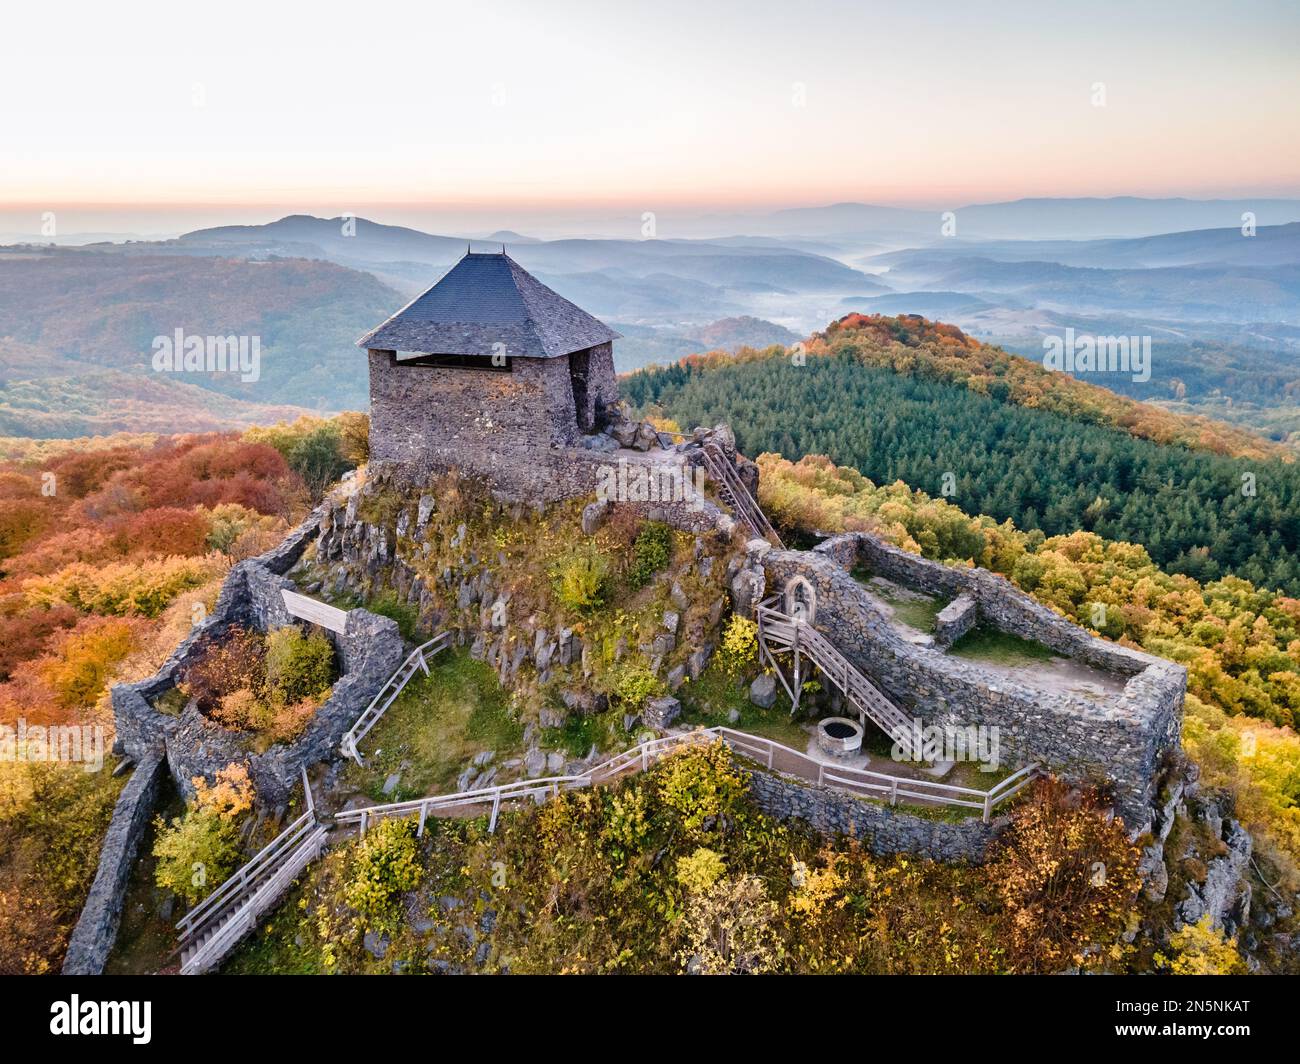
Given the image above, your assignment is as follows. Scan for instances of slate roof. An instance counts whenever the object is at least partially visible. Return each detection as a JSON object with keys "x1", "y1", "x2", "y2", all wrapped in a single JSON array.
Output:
[{"x1": 356, "y1": 251, "x2": 619, "y2": 358}]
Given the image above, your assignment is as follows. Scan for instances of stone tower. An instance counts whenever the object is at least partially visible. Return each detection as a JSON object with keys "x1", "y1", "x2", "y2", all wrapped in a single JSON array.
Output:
[{"x1": 358, "y1": 251, "x2": 621, "y2": 498}]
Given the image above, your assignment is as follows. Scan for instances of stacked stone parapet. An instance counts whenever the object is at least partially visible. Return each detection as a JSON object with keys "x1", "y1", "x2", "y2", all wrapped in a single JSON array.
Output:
[
  {"x1": 111, "y1": 498, "x2": 405, "y2": 808},
  {"x1": 763, "y1": 532, "x2": 1185, "y2": 832}
]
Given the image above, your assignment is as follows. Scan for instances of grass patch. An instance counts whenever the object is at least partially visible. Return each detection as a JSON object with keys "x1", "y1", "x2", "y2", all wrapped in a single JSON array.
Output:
[
  {"x1": 366, "y1": 590, "x2": 424, "y2": 642},
  {"x1": 948, "y1": 625, "x2": 1056, "y2": 666},
  {"x1": 542, "y1": 710, "x2": 620, "y2": 760},
  {"x1": 105, "y1": 779, "x2": 185, "y2": 974},
  {"x1": 152, "y1": 687, "x2": 188, "y2": 716},
  {"x1": 887, "y1": 597, "x2": 944, "y2": 632},
  {"x1": 852, "y1": 567, "x2": 945, "y2": 632},
  {"x1": 342, "y1": 648, "x2": 523, "y2": 802},
  {"x1": 893, "y1": 798, "x2": 983, "y2": 823},
  {"x1": 677, "y1": 662, "x2": 808, "y2": 750},
  {"x1": 221, "y1": 874, "x2": 329, "y2": 975}
]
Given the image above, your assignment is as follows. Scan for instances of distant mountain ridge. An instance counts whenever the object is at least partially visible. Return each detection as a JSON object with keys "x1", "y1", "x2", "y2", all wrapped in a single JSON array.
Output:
[
  {"x1": 758, "y1": 197, "x2": 1300, "y2": 241},
  {"x1": 0, "y1": 249, "x2": 398, "y2": 414}
]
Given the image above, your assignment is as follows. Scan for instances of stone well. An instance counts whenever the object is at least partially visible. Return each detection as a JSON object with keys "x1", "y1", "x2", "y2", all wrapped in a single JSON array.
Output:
[{"x1": 816, "y1": 716, "x2": 864, "y2": 759}]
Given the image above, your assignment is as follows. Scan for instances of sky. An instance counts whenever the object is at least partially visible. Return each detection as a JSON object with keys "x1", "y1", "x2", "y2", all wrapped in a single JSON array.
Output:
[{"x1": 2, "y1": 0, "x2": 1298, "y2": 235}]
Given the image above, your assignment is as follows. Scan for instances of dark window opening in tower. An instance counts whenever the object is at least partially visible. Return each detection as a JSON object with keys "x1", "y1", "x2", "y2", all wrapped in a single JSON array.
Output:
[{"x1": 569, "y1": 347, "x2": 593, "y2": 431}]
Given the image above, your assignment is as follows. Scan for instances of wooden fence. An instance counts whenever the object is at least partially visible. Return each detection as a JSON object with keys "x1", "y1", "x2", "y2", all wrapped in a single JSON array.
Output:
[
  {"x1": 177, "y1": 768, "x2": 326, "y2": 975},
  {"x1": 335, "y1": 726, "x2": 1040, "y2": 833},
  {"x1": 340, "y1": 632, "x2": 450, "y2": 765}
]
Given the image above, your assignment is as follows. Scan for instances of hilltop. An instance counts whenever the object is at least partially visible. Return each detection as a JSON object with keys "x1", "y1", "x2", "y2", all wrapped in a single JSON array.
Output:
[
  {"x1": 624, "y1": 315, "x2": 1300, "y2": 594},
  {"x1": 0, "y1": 249, "x2": 399, "y2": 415}
]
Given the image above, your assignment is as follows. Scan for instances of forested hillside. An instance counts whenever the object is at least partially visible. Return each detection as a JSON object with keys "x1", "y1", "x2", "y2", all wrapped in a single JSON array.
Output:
[
  {"x1": 625, "y1": 317, "x2": 1300, "y2": 595},
  {"x1": 0, "y1": 417, "x2": 363, "y2": 972},
  {"x1": 0, "y1": 249, "x2": 398, "y2": 413}
]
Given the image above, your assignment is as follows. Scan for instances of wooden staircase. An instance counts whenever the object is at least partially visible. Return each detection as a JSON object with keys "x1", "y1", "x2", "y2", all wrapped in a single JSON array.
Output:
[
  {"x1": 176, "y1": 773, "x2": 327, "y2": 975},
  {"x1": 341, "y1": 632, "x2": 449, "y2": 765},
  {"x1": 756, "y1": 597, "x2": 916, "y2": 758},
  {"x1": 700, "y1": 441, "x2": 783, "y2": 547}
]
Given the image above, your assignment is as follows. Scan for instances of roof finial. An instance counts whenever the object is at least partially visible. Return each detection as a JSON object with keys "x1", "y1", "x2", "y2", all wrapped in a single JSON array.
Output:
[
  {"x1": 466, "y1": 241, "x2": 471, "y2": 256},
  {"x1": 502, "y1": 242, "x2": 506, "y2": 254}
]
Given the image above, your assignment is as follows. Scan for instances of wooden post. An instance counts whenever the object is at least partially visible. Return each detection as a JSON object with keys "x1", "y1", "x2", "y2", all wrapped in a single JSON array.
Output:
[
  {"x1": 791, "y1": 622, "x2": 802, "y2": 714},
  {"x1": 982, "y1": 793, "x2": 992, "y2": 824},
  {"x1": 417, "y1": 802, "x2": 428, "y2": 838},
  {"x1": 489, "y1": 792, "x2": 501, "y2": 835},
  {"x1": 359, "y1": 809, "x2": 368, "y2": 836},
  {"x1": 890, "y1": 779, "x2": 898, "y2": 807}
]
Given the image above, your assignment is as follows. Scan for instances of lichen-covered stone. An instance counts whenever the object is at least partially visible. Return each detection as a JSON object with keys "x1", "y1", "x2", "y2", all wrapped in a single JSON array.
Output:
[
  {"x1": 749, "y1": 674, "x2": 778, "y2": 709},
  {"x1": 644, "y1": 696, "x2": 682, "y2": 729}
]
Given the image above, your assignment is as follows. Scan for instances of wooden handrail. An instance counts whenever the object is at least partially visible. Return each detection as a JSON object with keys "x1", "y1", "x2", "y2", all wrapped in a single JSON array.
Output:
[
  {"x1": 176, "y1": 810, "x2": 315, "y2": 934},
  {"x1": 179, "y1": 825, "x2": 328, "y2": 974},
  {"x1": 700, "y1": 442, "x2": 782, "y2": 547},
  {"x1": 342, "y1": 632, "x2": 450, "y2": 764},
  {"x1": 177, "y1": 768, "x2": 319, "y2": 939},
  {"x1": 757, "y1": 600, "x2": 914, "y2": 751},
  {"x1": 336, "y1": 726, "x2": 1039, "y2": 830}
]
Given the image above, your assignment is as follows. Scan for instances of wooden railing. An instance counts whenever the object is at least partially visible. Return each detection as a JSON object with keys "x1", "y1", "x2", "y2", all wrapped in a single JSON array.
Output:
[
  {"x1": 336, "y1": 726, "x2": 1039, "y2": 832},
  {"x1": 700, "y1": 442, "x2": 783, "y2": 547},
  {"x1": 757, "y1": 596, "x2": 916, "y2": 758},
  {"x1": 720, "y1": 727, "x2": 1040, "y2": 822},
  {"x1": 178, "y1": 823, "x2": 328, "y2": 975},
  {"x1": 335, "y1": 732, "x2": 701, "y2": 835},
  {"x1": 341, "y1": 632, "x2": 450, "y2": 765},
  {"x1": 176, "y1": 768, "x2": 326, "y2": 975}
]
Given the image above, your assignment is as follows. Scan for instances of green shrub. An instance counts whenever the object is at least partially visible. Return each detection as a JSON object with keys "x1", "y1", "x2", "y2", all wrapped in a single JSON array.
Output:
[
  {"x1": 677, "y1": 846, "x2": 726, "y2": 894},
  {"x1": 265, "y1": 626, "x2": 335, "y2": 704},
  {"x1": 552, "y1": 545, "x2": 611, "y2": 611},
  {"x1": 719, "y1": 615, "x2": 759, "y2": 676},
  {"x1": 368, "y1": 590, "x2": 420, "y2": 642},
  {"x1": 247, "y1": 419, "x2": 348, "y2": 500},
  {"x1": 153, "y1": 765, "x2": 254, "y2": 905},
  {"x1": 656, "y1": 740, "x2": 749, "y2": 834},
  {"x1": 610, "y1": 661, "x2": 664, "y2": 706},
  {"x1": 628, "y1": 521, "x2": 673, "y2": 588},
  {"x1": 344, "y1": 817, "x2": 423, "y2": 926},
  {"x1": 153, "y1": 808, "x2": 243, "y2": 905}
]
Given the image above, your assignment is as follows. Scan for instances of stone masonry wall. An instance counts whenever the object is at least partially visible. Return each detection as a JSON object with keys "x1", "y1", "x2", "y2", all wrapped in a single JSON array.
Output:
[
  {"x1": 367, "y1": 341, "x2": 735, "y2": 515},
  {"x1": 762, "y1": 534, "x2": 1185, "y2": 832},
  {"x1": 568, "y1": 341, "x2": 619, "y2": 431},
  {"x1": 745, "y1": 767, "x2": 1006, "y2": 863},
  {"x1": 369, "y1": 348, "x2": 602, "y2": 497},
  {"x1": 61, "y1": 752, "x2": 166, "y2": 975},
  {"x1": 820, "y1": 532, "x2": 1158, "y2": 676},
  {"x1": 112, "y1": 499, "x2": 405, "y2": 807},
  {"x1": 933, "y1": 593, "x2": 978, "y2": 648}
]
